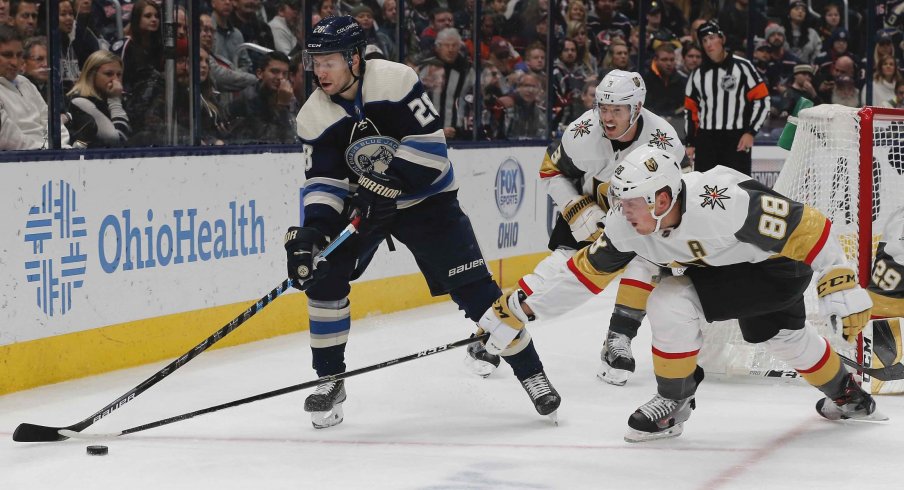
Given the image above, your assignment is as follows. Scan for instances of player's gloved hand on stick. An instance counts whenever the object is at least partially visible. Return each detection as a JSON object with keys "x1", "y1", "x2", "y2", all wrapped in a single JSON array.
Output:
[
  {"x1": 284, "y1": 227, "x2": 330, "y2": 290},
  {"x1": 477, "y1": 290, "x2": 534, "y2": 355},
  {"x1": 347, "y1": 170, "x2": 403, "y2": 236},
  {"x1": 817, "y1": 268, "x2": 873, "y2": 342}
]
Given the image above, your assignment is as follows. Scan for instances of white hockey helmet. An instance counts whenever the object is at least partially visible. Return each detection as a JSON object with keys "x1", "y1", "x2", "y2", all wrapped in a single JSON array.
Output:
[
  {"x1": 608, "y1": 146, "x2": 683, "y2": 232},
  {"x1": 595, "y1": 69, "x2": 647, "y2": 128}
]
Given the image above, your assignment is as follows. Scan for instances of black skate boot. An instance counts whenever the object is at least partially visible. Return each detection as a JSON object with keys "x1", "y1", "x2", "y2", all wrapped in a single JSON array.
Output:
[
  {"x1": 598, "y1": 331, "x2": 636, "y2": 386},
  {"x1": 464, "y1": 338, "x2": 501, "y2": 378},
  {"x1": 304, "y1": 380, "x2": 346, "y2": 429},
  {"x1": 520, "y1": 371, "x2": 561, "y2": 424},
  {"x1": 625, "y1": 394, "x2": 695, "y2": 442},
  {"x1": 816, "y1": 374, "x2": 888, "y2": 422}
]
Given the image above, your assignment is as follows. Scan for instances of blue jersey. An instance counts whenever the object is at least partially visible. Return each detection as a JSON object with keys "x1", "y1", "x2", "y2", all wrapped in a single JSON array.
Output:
[{"x1": 295, "y1": 59, "x2": 458, "y2": 236}]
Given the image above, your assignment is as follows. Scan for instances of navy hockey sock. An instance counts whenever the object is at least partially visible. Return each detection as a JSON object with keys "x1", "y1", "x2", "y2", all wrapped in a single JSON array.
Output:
[
  {"x1": 308, "y1": 298, "x2": 350, "y2": 376},
  {"x1": 502, "y1": 338, "x2": 545, "y2": 381}
]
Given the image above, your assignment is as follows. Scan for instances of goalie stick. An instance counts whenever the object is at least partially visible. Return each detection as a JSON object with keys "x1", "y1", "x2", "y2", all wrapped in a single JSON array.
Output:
[
  {"x1": 13, "y1": 218, "x2": 361, "y2": 443},
  {"x1": 57, "y1": 333, "x2": 490, "y2": 440}
]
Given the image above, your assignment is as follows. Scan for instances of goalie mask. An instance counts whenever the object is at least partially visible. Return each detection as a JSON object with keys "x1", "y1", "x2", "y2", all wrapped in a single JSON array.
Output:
[
  {"x1": 595, "y1": 69, "x2": 646, "y2": 140},
  {"x1": 608, "y1": 146, "x2": 683, "y2": 233}
]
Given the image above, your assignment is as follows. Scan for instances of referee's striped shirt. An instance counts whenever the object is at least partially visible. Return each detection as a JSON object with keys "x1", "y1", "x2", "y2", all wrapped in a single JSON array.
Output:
[{"x1": 684, "y1": 54, "x2": 770, "y2": 145}]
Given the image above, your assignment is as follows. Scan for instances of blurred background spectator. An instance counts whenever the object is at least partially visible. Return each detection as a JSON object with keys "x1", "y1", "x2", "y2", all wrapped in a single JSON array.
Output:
[
  {"x1": 0, "y1": 25, "x2": 69, "y2": 148},
  {"x1": 65, "y1": 50, "x2": 129, "y2": 148},
  {"x1": 22, "y1": 35, "x2": 47, "y2": 101},
  {"x1": 228, "y1": 51, "x2": 295, "y2": 144},
  {"x1": 418, "y1": 27, "x2": 474, "y2": 140},
  {"x1": 269, "y1": 0, "x2": 300, "y2": 55}
]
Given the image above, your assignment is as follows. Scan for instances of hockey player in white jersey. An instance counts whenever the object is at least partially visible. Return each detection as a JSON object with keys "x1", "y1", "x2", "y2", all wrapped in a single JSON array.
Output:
[
  {"x1": 467, "y1": 70, "x2": 684, "y2": 386},
  {"x1": 475, "y1": 145, "x2": 886, "y2": 442}
]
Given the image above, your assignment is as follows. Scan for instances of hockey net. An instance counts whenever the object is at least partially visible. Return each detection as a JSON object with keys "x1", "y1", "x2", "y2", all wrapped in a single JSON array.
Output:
[{"x1": 698, "y1": 105, "x2": 904, "y2": 394}]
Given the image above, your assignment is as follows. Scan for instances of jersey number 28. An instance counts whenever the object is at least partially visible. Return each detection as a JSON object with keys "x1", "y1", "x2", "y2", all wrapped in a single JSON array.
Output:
[{"x1": 408, "y1": 93, "x2": 440, "y2": 127}]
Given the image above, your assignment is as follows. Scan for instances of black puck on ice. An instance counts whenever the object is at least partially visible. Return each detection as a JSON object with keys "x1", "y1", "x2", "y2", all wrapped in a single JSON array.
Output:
[{"x1": 86, "y1": 445, "x2": 108, "y2": 456}]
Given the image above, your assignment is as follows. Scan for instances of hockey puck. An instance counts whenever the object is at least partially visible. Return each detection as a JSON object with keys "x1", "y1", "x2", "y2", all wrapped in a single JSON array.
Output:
[{"x1": 86, "y1": 445, "x2": 108, "y2": 456}]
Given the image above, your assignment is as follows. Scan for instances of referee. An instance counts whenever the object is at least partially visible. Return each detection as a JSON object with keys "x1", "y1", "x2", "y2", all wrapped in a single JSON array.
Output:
[{"x1": 684, "y1": 20, "x2": 769, "y2": 175}]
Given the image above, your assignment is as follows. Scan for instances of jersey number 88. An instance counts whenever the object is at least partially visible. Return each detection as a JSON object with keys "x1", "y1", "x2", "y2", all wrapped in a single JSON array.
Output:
[{"x1": 758, "y1": 195, "x2": 789, "y2": 240}]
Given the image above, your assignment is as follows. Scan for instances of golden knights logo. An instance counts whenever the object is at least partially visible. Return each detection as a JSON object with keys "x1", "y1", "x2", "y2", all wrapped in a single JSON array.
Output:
[
  {"x1": 644, "y1": 158, "x2": 658, "y2": 172},
  {"x1": 699, "y1": 184, "x2": 730, "y2": 210},
  {"x1": 345, "y1": 119, "x2": 400, "y2": 175},
  {"x1": 570, "y1": 118, "x2": 592, "y2": 138},
  {"x1": 648, "y1": 128, "x2": 674, "y2": 150}
]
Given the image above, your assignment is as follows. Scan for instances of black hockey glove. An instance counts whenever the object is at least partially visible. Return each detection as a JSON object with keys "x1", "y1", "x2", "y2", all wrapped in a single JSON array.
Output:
[
  {"x1": 284, "y1": 227, "x2": 330, "y2": 290},
  {"x1": 347, "y1": 171, "x2": 403, "y2": 236}
]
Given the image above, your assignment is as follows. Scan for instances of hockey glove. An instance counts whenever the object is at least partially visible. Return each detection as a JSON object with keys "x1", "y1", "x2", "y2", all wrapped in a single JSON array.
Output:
[
  {"x1": 817, "y1": 268, "x2": 873, "y2": 342},
  {"x1": 347, "y1": 171, "x2": 403, "y2": 236},
  {"x1": 562, "y1": 194, "x2": 606, "y2": 243},
  {"x1": 284, "y1": 227, "x2": 330, "y2": 290},
  {"x1": 477, "y1": 290, "x2": 534, "y2": 355}
]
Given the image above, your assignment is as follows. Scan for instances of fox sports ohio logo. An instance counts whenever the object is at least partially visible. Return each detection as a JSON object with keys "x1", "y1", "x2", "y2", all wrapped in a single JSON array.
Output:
[
  {"x1": 495, "y1": 157, "x2": 525, "y2": 219},
  {"x1": 23, "y1": 180, "x2": 88, "y2": 317}
]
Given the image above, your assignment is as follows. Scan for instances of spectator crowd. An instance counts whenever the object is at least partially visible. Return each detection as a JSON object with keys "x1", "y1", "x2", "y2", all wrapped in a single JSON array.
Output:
[{"x1": 0, "y1": 0, "x2": 901, "y2": 149}]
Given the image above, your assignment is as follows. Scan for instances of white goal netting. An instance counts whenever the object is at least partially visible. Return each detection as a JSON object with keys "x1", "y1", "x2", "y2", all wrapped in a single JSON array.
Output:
[{"x1": 698, "y1": 105, "x2": 904, "y2": 394}]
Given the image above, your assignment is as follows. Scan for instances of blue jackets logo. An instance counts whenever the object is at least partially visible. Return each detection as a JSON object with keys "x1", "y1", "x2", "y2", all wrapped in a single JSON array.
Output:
[
  {"x1": 495, "y1": 157, "x2": 524, "y2": 219},
  {"x1": 345, "y1": 136, "x2": 400, "y2": 175},
  {"x1": 24, "y1": 180, "x2": 88, "y2": 316}
]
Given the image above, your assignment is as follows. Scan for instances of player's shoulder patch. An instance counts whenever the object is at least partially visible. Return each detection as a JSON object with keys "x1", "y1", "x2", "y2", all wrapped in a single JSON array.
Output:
[
  {"x1": 684, "y1": 167, "x2": 751, "y2": 216},
  {"x1": 640, "y1": 109, "x2": 683, "y2": 155},
  {"x1": 296, "y1": 90, "x2": 349, "y2": 141},
  {"x1": 563, "y1": 109, "x2": 599, "y2": 138},
  {"x1": 362, "y1": 59, "x2": 420, "y2": 103}
]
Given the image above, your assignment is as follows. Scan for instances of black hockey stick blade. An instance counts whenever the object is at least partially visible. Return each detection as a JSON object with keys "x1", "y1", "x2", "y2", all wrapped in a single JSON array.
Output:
[
  {"x1": 838, "y1": 353, "x2": 904, "y2": 381},
  {"x1": 13, "y1": 423, "x2": 70, "y2": 443},
  {"x1": 60, "y1": 333, "x2": 490, "y2": 440}
]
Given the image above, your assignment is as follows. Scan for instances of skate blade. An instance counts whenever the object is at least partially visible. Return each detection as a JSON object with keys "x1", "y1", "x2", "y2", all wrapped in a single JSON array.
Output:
[
  {"x1": 624, "y1": 423, "x2": 684, "y2": 443},
  {"x1": 311, "y1": 403, "x2": 345, "y2": 429},
  {"x1": 547, "y1": 411, "x2": 559, "y2": 426},
  {"x1": 463, "y1": 354, "x2": 497, "y2": 378},
  {"x1": 838, "y1": 409, "x2": 890, "y2": 423},
  {"x1": 597, "y1": 364, "x2": 631, "y2": 386}
]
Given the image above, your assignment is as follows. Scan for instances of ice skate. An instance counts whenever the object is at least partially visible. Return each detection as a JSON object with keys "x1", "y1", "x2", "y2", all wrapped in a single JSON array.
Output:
[
  {"x1": 598, "y1": 331, "x2": 636, "y2": 386},
  {"x1": 520, "y1": 371, "x2": 561, "y2": 424},
  {"x1": 624, "y1": 394, "x2": 695, "y2": 442},
  {"x1": 816, "y1": 374, "x2": 888, "y2": 422},
  {"x1": 304, "y1": 380, "x2": 347, "y2": 429},
  {"x1": 464, "y1": 339, "x2": 500, "y2": 378}
]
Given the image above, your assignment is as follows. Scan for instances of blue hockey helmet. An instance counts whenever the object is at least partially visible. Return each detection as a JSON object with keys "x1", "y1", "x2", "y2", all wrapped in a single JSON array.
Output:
[{"x1": 304, "y1": 16, "x2": 367, "y2": 72}]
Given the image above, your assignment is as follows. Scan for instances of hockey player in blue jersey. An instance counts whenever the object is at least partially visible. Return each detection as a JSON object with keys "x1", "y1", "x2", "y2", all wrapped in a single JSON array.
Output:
[{"x1": 285, "y1": 16, "x2": 560, "y2": 428}]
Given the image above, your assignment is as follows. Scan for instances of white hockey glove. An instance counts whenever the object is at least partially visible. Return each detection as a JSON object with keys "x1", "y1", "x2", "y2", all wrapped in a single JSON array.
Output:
[
  {"x1": 562, "y1": 195, "x2": 606, "y2": 243},
  {"x1": 817, "y1": 268, "x2": 873, "y2": 342},
  {"x1": 477, "y1": 290, "x2": 533, "y2": 355}
]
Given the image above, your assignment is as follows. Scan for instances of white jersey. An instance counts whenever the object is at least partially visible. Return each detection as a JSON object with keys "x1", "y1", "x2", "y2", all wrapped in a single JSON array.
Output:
[
  {"x1": 523, "y1": 166, "x2": 852, "y2": 319},
  {"x1": 869, "y1": 205, "x2": 904, "y2": 317},
  {"x1": 539, "y1": 107, "x2": 685, "y2": 208}
]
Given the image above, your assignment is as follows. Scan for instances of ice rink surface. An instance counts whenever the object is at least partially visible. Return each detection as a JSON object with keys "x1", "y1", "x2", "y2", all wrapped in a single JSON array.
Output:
[{"x1": 2, "y1": 287, "x2": 903, "y2": 490}]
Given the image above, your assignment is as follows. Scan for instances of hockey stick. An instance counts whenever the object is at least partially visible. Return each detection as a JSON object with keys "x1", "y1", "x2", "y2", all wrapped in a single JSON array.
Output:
[
  {"x1": 837, "y1": 353, "x2": 904, "y2": 381},
  {"x1": 13, "y1": 218, "x2": 361, "y2": 443},
  {"x1": 58, "y1": 333, "x2": 490, "y2": 440}
]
